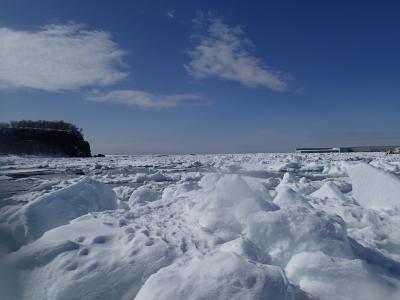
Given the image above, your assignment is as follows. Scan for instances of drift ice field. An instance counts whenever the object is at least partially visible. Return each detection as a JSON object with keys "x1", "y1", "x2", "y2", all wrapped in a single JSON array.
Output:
[{"x1": 1, "y1": 152, "x2": 400, "y2": 300}]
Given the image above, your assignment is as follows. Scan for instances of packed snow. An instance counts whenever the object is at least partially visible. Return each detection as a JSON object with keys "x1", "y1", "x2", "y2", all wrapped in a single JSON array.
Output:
[{"x1": 1, "y1": 152, "x2": 400, "y2": 300}]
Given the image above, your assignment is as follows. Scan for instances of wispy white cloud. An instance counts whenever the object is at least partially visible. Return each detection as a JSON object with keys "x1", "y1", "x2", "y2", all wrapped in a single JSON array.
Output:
[
  {"x1": 185, "y1": 16, "x2": 287, "y2": 91},
  {"x1": 0, "y1": 24, "x2": 127, "y2": 91},
  {"x1": 87, "y1": 90, "x2": 200, "y2": 109},
  {"x1": 166, "y1": 9, "x2": 175, "y2": 19}
]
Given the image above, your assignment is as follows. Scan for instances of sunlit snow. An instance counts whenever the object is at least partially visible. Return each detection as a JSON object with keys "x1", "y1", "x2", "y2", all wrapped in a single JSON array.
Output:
[{"x1": 1, "y1": 153, "x2": 400, "y2": 300}]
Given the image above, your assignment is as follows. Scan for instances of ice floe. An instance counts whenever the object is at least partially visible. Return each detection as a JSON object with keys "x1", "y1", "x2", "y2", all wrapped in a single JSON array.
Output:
[{"x1": 1, "y1": 153, "x2": 400, "y2": 300}]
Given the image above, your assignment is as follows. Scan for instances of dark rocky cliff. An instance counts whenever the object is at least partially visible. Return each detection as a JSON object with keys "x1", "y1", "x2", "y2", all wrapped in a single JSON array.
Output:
[{"x1": 0, "y1": 127, "x2": 91, "y2": 157}]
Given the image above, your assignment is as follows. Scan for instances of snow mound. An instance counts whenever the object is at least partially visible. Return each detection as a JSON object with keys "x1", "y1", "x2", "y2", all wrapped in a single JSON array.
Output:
[
  {"x1": 286, "y1": 251, "x2": 399, "y2": 300},
  {"x1": 134, "y1": 172, "x2": 172, "y2": 183},
  {"x1": 136, "y1": 250, "x2": 298, "y2": 300},
  {"x1": 276, "y1": 173, "x2": 317, "y2": 196},
  {"x1": 268, "y1": 160, "x2": 301, "y2": 172},
  {"x1": 189, "y1": 174, "x2": 277, "y2": 242},
  {"x1": 247, "y1": 206, "x2": 353, "y2": 266},
  {"x1": 0, "y1": 215, "x2": 175, "y2": 300},
  {"x1": 128, "y1": 185, "x2": 161, "y2": 207},
  {"x1": 322, "y1": 163, "x2": 347, "y2": 177},
  {"x1": 6, "y1": 177, "x2": 117, "y2": 246},
  {"x1": 274, "y1": 186, "x2": 312, "y2": 208},
  {"x1": 311, "y1": 181, "x2": 348, "y2": 203},
  {"x1": 345, "y1": 162, "x2": 400, "y2": 209},
  {"x1": 308, "y1": 181, "x2": 363, "y2": 227}
]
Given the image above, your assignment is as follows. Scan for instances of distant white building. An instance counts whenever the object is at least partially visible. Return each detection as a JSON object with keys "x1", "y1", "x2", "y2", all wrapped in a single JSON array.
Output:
[
  {"x1": 295, "y1": 147, "x2": 340, "y2": 153},
  {"x1": 295, "y1": 146, "x2": 400, "y2": 153}
]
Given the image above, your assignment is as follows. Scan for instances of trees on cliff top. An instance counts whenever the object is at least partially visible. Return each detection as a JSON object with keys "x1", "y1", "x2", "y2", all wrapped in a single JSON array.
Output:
[{"x1": 1, "y1": 120, "x2": 83, "y2": 135}]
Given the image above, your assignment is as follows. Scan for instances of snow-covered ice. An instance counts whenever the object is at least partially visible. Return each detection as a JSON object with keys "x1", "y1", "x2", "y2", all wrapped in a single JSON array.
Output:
[
  {"x1": 1, "y1": 152, "x2": 400, "y2": 299},
  {"x1": 4, "y1": 178, "x2": 117, "y2": 248}
]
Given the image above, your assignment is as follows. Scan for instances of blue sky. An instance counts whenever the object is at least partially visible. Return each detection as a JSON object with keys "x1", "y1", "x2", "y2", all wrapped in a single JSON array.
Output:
[{"x1": 1, "y1": 0, "x2": 400, "y2": 154}]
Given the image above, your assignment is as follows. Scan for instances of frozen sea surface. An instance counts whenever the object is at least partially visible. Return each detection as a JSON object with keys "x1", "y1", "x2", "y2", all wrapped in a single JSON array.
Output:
[{"x1": 1, "y1": 153, "x2": 400, "y2": 300}]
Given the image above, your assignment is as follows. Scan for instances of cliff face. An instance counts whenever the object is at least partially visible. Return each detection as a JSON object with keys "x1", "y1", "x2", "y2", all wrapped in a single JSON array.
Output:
[{"x1": 0, "y1": 128, "x2": 91, "y2": 157}]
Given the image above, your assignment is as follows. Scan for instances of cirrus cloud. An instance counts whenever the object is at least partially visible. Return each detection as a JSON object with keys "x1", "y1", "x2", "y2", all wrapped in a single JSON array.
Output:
[
  {"x1": 87, "y1": 90, "x2": 201, "y2": 109},
  {"x1": 166, "y1": 9, "x2": 175, "y2": 19},
  {"x1": 185, "y1": 16, "x2": 288, "y2": 91},
  {"x1": 0, "y1": 24, "x2": 128, "y2": 91}
]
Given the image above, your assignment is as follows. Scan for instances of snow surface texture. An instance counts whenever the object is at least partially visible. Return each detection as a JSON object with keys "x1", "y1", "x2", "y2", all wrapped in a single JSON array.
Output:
[
  {"x1": 1, "y1": 153, "x2": 400, "y2": 300},
  {"x1": 2, "y1": 178, "x2": 117, "y2": 248}
]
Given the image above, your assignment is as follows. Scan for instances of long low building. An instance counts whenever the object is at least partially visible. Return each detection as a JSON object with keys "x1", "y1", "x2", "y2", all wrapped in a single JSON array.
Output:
[
  {"x1": 295, "y1": 146, "x2": 400, "y2": 153},
  {"x1": 295, "y1": 147, "x2": 341, "y2": 153}
]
